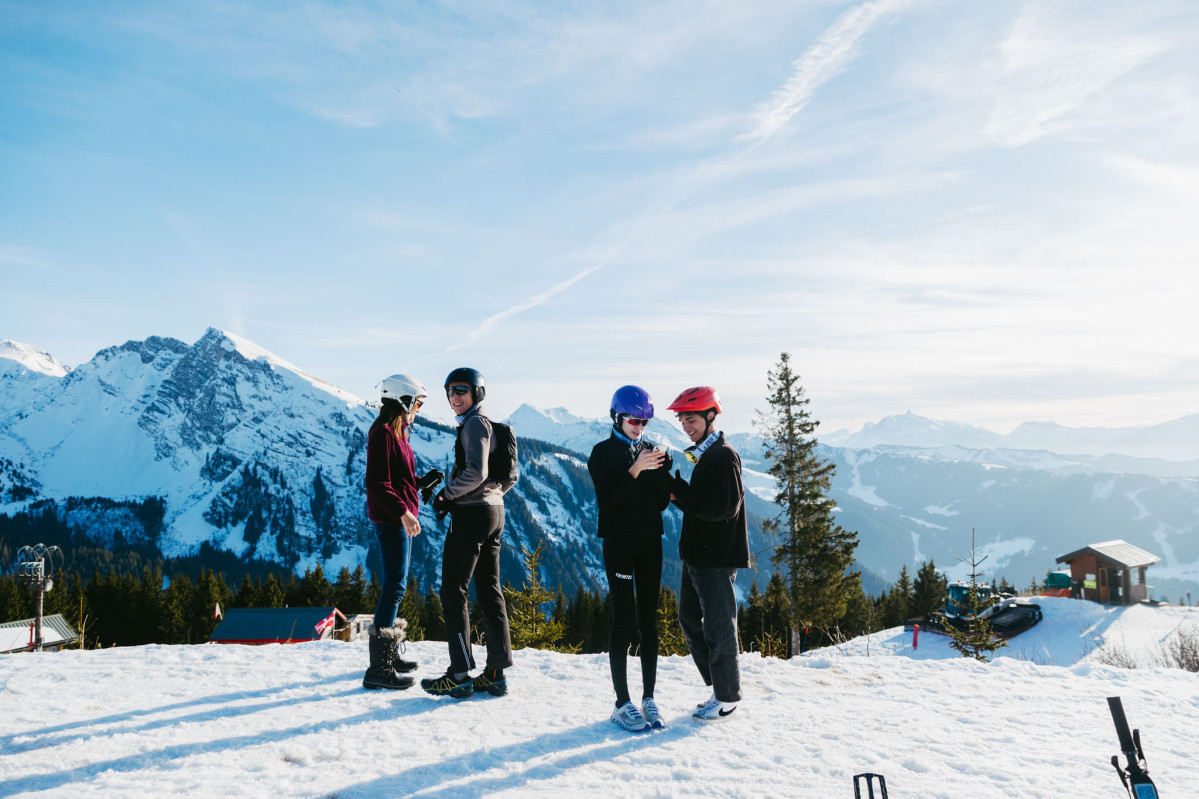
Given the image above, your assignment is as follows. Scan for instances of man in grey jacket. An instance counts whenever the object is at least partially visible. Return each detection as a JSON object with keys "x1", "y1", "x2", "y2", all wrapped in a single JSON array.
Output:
[{"x1": 422, "y1": 367, "x2": 517, "y2": 698}]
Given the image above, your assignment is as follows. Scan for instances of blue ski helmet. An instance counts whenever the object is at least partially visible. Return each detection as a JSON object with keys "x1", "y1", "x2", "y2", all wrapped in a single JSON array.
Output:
[
  {"x1": 445, "y1": 367, "x2": 485, "y2": 404},
  {"x1": 610, "y1": 385, "x2": 654, "y2": 421}
]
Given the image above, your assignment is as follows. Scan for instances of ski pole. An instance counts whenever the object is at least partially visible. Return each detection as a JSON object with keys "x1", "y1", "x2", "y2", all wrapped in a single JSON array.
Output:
[{"x1": 1107, "y1": 696, "x2": 1159, "y2": 799}]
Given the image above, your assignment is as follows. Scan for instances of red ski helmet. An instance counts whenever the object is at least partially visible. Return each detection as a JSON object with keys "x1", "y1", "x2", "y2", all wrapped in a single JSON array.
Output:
[{"x1": 667, "y1": 386, "x2": 721, "y2": 416}]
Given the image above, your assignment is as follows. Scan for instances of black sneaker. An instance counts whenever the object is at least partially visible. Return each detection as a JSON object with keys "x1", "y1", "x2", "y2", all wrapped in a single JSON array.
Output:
[
  {"x1": 420, "y1": 671, "x2": 474, "y2": 699},
  {"x1": 473, "y1": 670, "x2": 508, "y2": 697}
]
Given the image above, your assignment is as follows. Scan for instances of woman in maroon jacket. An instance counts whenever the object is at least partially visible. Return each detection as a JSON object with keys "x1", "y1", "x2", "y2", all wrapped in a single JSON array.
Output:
[{"x1": 363, "y1": 373, "x2": 440, "y2": 691}]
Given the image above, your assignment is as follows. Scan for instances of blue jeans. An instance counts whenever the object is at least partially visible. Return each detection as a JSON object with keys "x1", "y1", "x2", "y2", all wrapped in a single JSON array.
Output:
[{"x1": 373, "y1": 521, "x2": 412, "y2": 629}]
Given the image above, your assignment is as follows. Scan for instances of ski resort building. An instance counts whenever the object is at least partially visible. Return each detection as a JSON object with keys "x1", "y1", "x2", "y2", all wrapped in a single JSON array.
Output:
[
  {"x1": 0, "y1": 613, "x2": 79, "y2": 653},
  {"x1": 1055, "y1": 540, "x2": 1161, "y2": 605},
  {"x1": 208, "y1": 607, "x2": 344, "y2": 645}
]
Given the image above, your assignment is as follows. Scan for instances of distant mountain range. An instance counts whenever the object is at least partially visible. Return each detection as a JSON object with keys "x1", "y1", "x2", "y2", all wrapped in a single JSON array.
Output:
[
  {"x1": 2, "y1": 331, "x2": 1196, "y2": 603},
  {"x1": 824, "y1": 409, "x2": 1199, "y2": 465}
]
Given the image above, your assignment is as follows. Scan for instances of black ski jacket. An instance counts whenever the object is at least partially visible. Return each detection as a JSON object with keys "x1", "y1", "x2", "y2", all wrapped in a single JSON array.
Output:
[
  {"x1": 670, "y1": 434, "x2": 748, "y2": 568},
  {"x1": 587, "y1": 432, "x2": 672, "y2": 541}
]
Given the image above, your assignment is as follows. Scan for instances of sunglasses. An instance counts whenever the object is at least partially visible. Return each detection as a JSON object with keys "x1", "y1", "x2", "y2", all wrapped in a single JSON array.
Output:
[
  {"x1": 413, "y1": 399, "x2": 424, "y2": 410},
  {"x1": 623, "y1": 417, "x2": 649, "y2": 427},
  {"x1": 445, "y1": 386, "x2": 473, "y2": 396}
]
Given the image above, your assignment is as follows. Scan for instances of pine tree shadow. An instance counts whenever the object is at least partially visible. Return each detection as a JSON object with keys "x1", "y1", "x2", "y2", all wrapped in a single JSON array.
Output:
[
  {"x1": 2, "y1": 692, "x2": 451, "y2": 795},
  {"x1": 0, "y1": 671, "x2": 362, "y2": 754}
]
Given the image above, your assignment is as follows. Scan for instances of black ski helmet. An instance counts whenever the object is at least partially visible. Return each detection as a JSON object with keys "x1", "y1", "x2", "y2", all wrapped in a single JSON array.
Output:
[{"x1": 444, "y1": 367, "x2": 485, "y2": 404}]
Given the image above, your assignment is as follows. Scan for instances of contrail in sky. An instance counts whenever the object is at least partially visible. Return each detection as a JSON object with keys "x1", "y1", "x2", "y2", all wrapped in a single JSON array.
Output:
[
  {"x1": 750, "y1": 0, "x2": 910, "y2": 143},
  {"x1": 439, "y1": 0, "x2": 909, "y2": 357}
]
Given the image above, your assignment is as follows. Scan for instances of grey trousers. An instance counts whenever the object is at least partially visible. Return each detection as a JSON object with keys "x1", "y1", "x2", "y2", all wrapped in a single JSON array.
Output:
[{"x1": 678, "y1": 563, "x2": 741, "y2": 703}]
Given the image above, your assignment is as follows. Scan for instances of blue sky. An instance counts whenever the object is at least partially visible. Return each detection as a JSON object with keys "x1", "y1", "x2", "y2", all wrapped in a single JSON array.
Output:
[{"x1": 2, "y1": 0, "x2": 1195, "y2": 435}]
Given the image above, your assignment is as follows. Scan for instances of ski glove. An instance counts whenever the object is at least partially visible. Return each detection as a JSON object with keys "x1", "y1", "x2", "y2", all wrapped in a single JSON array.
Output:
[
  {"x1": 660, "y1": 451, "x2": 673, "y2": 472},
  {"x1": 431, "y1": 491, "x2": 455, "y2": 519},
  {"x1": 418, "y1": 469, "x2": 445, "y2": 504}
]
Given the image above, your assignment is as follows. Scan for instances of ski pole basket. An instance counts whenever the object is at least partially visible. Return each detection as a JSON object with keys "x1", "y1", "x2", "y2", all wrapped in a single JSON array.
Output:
[
  {"x1": 1107, "y1": 696, "x2": 1159, "y2": 798},
  {"x1": 853, "y1": 772, "x2": 888, "y2": 799}
]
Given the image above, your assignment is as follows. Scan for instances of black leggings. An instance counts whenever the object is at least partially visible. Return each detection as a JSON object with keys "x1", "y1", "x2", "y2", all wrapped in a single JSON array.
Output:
[{"x1": 603, "y1": 535, "x2": 662, "y2": 705}]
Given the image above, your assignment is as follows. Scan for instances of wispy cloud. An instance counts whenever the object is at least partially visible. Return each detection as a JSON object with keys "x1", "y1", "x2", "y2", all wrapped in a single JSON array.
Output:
[
  {"x1": 448, "y1": 0, "x2": 913, "y2": 351},
  {"x1": 0, "y1": 246, "x2": 49, "y2": 271},
  {"x1": 984, "y1": 5, "x2": 1170, "y2": 147},
  {"x1": 748, "y1": 0, "x2": 913, "y2": 143}
]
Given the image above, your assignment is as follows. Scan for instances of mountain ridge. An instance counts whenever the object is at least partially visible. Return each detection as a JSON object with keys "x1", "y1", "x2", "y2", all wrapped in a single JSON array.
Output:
[{"x1": 2, "y1": 330, "x2": 1196, "y2": 601}]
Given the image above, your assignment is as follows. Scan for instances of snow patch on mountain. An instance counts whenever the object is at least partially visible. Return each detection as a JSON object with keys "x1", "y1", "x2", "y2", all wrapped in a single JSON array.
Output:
[
  {"x1": 0, "y1": 339, "x2": 71, "y2": 378},
  {"x1": 842, "y1": 450, "x2": 891, "y2": 507},
  {"x1": 902, "y1": 515, "x2": 947, "y2": 530},
  {"x1": 220, "y1": 329, "x2": 363, "y2": 407},
  {"x1": 942, "y1": 537, "x2": 1038, "y2": 581}
]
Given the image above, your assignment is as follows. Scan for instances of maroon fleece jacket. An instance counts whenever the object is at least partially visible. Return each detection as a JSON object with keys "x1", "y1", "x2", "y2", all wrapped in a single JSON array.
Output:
[{"x1": 365, "y1": 421, "x2": 418, "y2": 525}]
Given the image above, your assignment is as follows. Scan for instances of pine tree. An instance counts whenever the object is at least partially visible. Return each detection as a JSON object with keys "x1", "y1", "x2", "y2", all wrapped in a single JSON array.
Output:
[
  {"x1": 757, "y1": 352, "x2": 860, "y2": 656},
  {"x1": 945, "y1": 529, "x2": 1007, "y2": 662},
  {"x1": 332, "y1": 566, "x2": 368, "y2": 615},
  {"x1": 160, "y1": 574, "x2": 192, "y2": 643},
  {"x1": 234, "y1": 574, "x2": 259, "y2": 608},
  {"x1": 260, "y1": 574, "x2": 286, "y2": 608},
  {"x1": 396, "y1": 577, "x2": 425, "y2": 641},
  {"x1": 912, "y1": 559, "x2": 948, "y2": 619},
  {"x1": 657, "y1": 586, "x2": 688, "y2": 656},
  {"x1": 291, "y1": 564, "x2": 331, "y2": 607},
  {"x1": 191, "y1": 569, "x2": 233, "y2": 643},
  {"x1": 421, "y1": 586, "x2": 445, "y2": 641},
  {"x1": 880, "y1": 564, "x2": 915, "y2": 628},
  {"x1": 503, "y1": 542, "x2": 580, "y2": 653}
]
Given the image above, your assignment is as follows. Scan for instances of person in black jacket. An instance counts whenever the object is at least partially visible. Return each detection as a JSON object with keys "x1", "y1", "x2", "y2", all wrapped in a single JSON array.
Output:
[
  {"x1": 667, "y1": 386, "x2": 748, "y2": 723},
  {"x1": 588, "y1": 385, "x2": 673, "y2": 732},
  {"x1": 421, "y1": 367, "x2": 517, "y2": 699}
]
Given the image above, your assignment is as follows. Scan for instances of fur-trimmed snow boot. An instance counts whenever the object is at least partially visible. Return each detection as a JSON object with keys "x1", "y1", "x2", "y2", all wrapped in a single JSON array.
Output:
[
  {"x1": 363, "y1": 623, "x2": 415, "y2": 690},
  {"x1": 374, "y1": 620, "x2": 418, "y2": 673}
]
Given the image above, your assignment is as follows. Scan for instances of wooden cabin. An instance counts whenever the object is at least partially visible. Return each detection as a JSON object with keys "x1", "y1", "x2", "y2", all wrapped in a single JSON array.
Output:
[{"x1": 1056, "y1": 540, "x2": 1160, "y2": 605}]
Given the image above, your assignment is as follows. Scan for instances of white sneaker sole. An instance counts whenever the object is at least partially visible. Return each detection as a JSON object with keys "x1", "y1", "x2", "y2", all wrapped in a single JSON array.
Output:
[
  {"x1": 692, "y1": 706, "x2": 737, "y2": 723},
  {"x1": 611, "y1": 716, "x2": 651, "y2": 732}
]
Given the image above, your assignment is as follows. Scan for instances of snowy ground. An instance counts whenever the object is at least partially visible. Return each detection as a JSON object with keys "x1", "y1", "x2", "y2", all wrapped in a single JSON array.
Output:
[{"x1": 2, "y1": 598, "x2": 1197, "y2": 798}]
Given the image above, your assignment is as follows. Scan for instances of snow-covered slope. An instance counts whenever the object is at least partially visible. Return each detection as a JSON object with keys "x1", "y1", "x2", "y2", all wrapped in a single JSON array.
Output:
[{"x1": 2, "y1": 599, "x2": 1196, "y2": 797}]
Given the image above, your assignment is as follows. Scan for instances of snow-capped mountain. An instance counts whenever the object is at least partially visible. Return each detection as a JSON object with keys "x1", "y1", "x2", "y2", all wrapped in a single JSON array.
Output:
[
  {"x1": 504, "y1": 404, "x2": 692, "y2": 457},
  {"x1": 826, "y1": 410, "x2": 1199, "y2": 464},
  {"x1": 2, "y1": 330, "x2": 1195, "y2": 603},
  {"x1": 0, "y1": 339, "x2": 71, "y2": 379},
  {"x1": 0, "y1": 330, "x2": 775, "y2": 597}
]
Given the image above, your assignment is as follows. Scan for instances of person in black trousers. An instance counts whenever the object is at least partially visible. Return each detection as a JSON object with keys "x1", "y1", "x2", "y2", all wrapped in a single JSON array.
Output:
[
  {"x1": 588, "y1": 385, "x2": 673, "y2": 731},
  {"x1": 422, "y1": 367, "x2": 517, "y2": 699},
  {"x1": 667, "y1": 386, "x2": 748, "y2": 723}
]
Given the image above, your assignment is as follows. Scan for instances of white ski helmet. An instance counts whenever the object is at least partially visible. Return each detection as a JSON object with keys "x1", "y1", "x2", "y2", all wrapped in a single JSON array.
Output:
[{"x1": 378, "y1": 373, "x2": 427, "y2": 412}]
